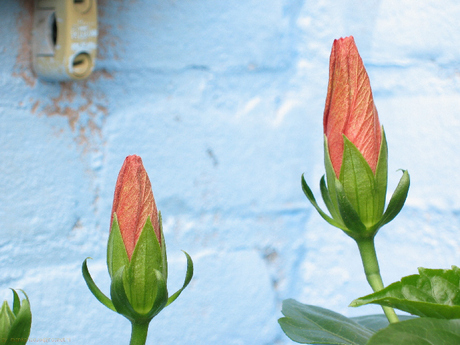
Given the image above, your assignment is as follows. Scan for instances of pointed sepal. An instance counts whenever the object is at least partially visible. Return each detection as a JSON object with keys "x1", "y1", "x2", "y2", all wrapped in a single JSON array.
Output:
[
  {"x1": 339, "y1": 136, "x2": 379, "y2": 227},
  {"x1": 107, "y1": 214, "x2": 130, "y2": 279},
  {"x1": 0, "y1": 290, "x2": 32, "y2": 345},
  {"x1": 373, "y1": 129, "x2": 389, "y2": 221},
  {"x1": 110, "y1": 265, "x2": 168, "y2": 324},
  {"x1": 0, "y1": 301, "x2": 15, "y2": 341},
  {"x1": 371, "y1": 169, "x2": 410, "y2": 232},
  {"x1": 317, "y1": 129, "x2": 406, "y2": 240},
  {"x1": 166, "y1": 251, "x2": 194, "y2": 306},
  {"x1": 159, "y1": 212, "x2": 168, "y2": 280},
  {"x1": 324, "y1": 135, "x2": 341, "y2": 216},
  {"x1": 124, "y1": 216, "x2": 165, "y2": 314},
  {"x1": 334, "y1": 178, "x2": 368, "y2": 238},
  {"x1": 319, "y1": 175, "x2": 342, "y2": 225},
  {"x1": 301, "y1": 174, "x2": 346, "y2": 230},
  {"x1": 82, "y1": 258, "x2": 116, "y2": 312}
]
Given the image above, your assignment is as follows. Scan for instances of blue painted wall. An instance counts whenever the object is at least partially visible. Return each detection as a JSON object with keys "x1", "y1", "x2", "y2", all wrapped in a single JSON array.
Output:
[{"x1": 1, "y1": 0, "x2": 460, "y2": 344}]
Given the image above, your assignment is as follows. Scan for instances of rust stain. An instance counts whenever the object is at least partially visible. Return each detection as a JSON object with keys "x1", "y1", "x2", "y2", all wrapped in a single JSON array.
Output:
[
  {"x1": 96, "y1": 0, "x2": 131, "y2": 61},
  {"x1": 29, "y1": 70, "x2": 112, "y2": 151},
  {"x1": 14, "y1": 0, "x2": 35, "y2": 87},
  {"x1": 31, "y1": 100, "x2": 40, "y2": 113}
]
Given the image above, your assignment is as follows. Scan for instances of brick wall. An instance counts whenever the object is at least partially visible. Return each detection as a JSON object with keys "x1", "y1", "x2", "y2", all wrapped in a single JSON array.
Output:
[{"x1": 1, "y1": 1, "x2": 460, "y2": 344}]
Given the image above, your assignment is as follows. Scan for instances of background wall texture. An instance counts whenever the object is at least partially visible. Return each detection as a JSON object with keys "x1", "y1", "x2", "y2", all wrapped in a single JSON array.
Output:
[{"x1": 2, "y1": 0, "x2": 460, "y2": 344}]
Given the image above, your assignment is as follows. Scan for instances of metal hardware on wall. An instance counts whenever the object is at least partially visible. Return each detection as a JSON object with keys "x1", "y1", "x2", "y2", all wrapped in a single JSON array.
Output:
[{"x1": 33, "y1": 0, "x2": 98, "y2": 81}]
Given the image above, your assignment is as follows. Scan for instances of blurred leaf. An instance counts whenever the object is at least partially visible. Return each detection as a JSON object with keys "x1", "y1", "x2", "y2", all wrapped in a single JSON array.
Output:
[
  {"x1": 366, "y1": 317, "x2": 460, "y2": 345},
  {"x1": 351, "y1": 314, "x2": 415, "y2": 332},
  {"x1": 279, "y1": 299, "x2": 374, "y2": 344},
  {"x1": 351, "y1": 266, "x2": 460, "y2": 319}
]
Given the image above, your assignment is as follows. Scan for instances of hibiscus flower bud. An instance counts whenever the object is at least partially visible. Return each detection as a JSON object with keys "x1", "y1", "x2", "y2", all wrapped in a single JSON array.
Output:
[
  {"x1": 110, "y1": 155, "x2": 160, "y2": 260},
  {"x1": 324, "y1": 36, "x2": 381, "y2": 178},
  {"x1": 302, "y1": 36, "x2": 410, "y2": 240},
  {"x1": 82, "y1": 155, "x2": 193, "y2": 344},
  {"x1": 0, "y1": 290, "x2": 32, "y2": 345}
]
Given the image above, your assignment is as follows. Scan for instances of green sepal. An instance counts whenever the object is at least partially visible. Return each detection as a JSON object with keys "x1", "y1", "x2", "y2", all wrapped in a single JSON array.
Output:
[
  {"x1": 159, "y1": 212, "x2": 168, "y2": 280},
  {"x1": 334, "y1": 178, "x2": 368, "y2": 238},
  {"x1": 107, "y1": 213, "x2": 130, "y2": 279},
  {"x1": 371, "y1": 169, "x2": 410, "y2": 232},
  {"x1": 11, "y1": 289, "x2": 21, "y2": 316},
  {"x1": 339, "y1": 136, "x2": 379, "y2": 227},
  {"x1": 166, "y1": 251, "x2": 194, "y2": 306},
  {"x1": 319, "y1": 175, "x2": 345, "y2": 228},
  {"x1": 1, "y1": 290, "x2": 32, "y2": 345},
  {"x1": 111, "y1": 266, "x2": 138, "y2": 322},
  {"x1": 301, "y1": 174, "x2": 346, "y2": 231},
  {"x1": 0, "y1": 300, "x2": 15, "y2": 341},
  {"x1": 373, "y1": 129, "x2": 388, "y2": 222},
  {"x1": 305, "y1": 130, "x2": 407, "y2": 244},
  {"x1": 110, "y1": 265, "x2": 168, "y2": 324},
  {"x1": 81, "y1": 258, "x2": 116, "y2": 312},
  {"x1": 123, "y1": 216, "x2": 165, "y2": 314},
  {"x1": 324, "y1": 136, "x2": 341, "y2": 220}
]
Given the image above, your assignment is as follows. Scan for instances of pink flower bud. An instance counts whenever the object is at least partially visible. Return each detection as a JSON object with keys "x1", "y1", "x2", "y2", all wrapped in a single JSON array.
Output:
[
  {"x1": 323, "y1": 36, "x2": 382, "y2": 177},
  {"x1": 110, "y1": 155, "x2": 160, "y2": 259}
]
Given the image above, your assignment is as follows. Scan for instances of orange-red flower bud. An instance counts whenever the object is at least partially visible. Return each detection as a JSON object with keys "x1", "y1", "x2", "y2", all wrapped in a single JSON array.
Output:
[
  {"x1": 110, "y1": 155, "x2": 160, "y2": 259},
  {"x1": 323, "y1": 36, "x2": 381, "y2": 177}
]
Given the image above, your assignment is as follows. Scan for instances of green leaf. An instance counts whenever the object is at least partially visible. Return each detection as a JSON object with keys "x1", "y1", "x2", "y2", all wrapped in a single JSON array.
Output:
[
  {"x1": 373, "y1": 169, "x2": 410, "y2": 231},
  {"x1": 351, "y1": 266, "x2": 460, "y2": 319},
  {"x1": 339, "y1": 136, "x2": 378, "y2": 227},
  {"x1": 278, "y1": 299, "x2": 374, "y2": 344},
  {"x1": 351, "y1": 314, "x2": 415, "y2": 332},
  {"x1": 81, "y1": 258, "x2": 116, "y2": 312},
  {"x1": 301, "y1": 174, "x2": 346, "y2": 231},
  {"x1": 166, "y1": 251, "x2": 194, "y2": 307},
  {"x1": 334, "y1": 179, "x2": 367, "y2": 237},
  {"x1": 366, "y1": 317, "x2": 460, "y2": 345},
  {"x1": 107, "y1": 214, "x2": 130, "y2": 279}
]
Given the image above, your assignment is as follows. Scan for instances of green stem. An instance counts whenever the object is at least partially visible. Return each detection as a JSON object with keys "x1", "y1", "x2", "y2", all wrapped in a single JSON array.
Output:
[
  {"x1": 130, "y1": 322, "x2": 149, "y2": 345},
  {"x1": 356, "y1": 238, "x2": 399, "y2": 324}
]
